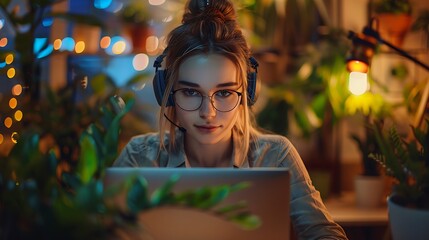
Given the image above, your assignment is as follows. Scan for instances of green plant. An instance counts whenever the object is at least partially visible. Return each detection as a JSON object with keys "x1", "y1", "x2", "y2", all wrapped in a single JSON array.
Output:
[
  {"x1": 370, "y1": 119, "x2": 429, "y2": 209},
  {"x1": 119, "y1": 0, "x2": 149, "y2": 25},
  {"x1": 0, "y1": 96, "x2": 260, "y2": 239},
  {"x1": 372, "y1": 0, "x2": 412, "y2": 15},
  {"x1": 351, "y1": 124, "x2": 382, "y2": 176}
]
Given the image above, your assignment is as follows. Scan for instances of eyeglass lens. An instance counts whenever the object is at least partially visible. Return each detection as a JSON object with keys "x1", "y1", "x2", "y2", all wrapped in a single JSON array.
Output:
[{"x1": 173, "y1": 88, "x2": 241, "y2": 112}]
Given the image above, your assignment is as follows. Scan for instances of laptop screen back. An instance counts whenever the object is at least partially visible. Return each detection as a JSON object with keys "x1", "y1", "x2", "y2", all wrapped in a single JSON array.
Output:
[{"x1": 104, "y1": 167, "x2": 290, "y2": 240}]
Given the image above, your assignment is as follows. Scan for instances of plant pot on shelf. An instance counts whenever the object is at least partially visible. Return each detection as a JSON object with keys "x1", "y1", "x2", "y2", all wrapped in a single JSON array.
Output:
[
  {"x1": 376, "y1": 13, "x2": 413, "y2": 48},
  {"x1": 354, "y1": 175, "x2": 385, "y2": 208},
  {"x1": 387, "y1": 195, "x2": 429, "y2": 240},
  {"x1": 124, "y1": 24, "x2": 153, "y2": 53}
]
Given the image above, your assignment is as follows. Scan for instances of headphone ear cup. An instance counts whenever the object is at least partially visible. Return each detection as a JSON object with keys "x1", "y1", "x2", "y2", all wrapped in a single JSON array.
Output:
[
  {"x1": 246, "y1": 71, "x2": 259, "y2": 106},
  {"x1": 153, "y1": 69, "x2": 174, "y2": 107}
]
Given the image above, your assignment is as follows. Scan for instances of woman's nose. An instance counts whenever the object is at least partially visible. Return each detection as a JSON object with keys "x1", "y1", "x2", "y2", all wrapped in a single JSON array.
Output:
[{"x1": 199, "y1": 96, "x2": 216, "y2": 118}]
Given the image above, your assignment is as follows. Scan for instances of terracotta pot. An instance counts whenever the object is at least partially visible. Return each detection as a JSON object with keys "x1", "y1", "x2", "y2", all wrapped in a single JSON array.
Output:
[
  {"x1": 376, "y1": 13, "x2": 413, "y2": 48},
  {"x1": 125, "y1": 24, "x2": 152, "y2": 53}
]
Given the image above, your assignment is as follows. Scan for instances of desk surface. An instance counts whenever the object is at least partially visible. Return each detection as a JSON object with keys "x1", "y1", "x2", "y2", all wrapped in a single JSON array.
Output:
[{"x1": 324, "y1": 192, "x2": 388, "y2": 226}]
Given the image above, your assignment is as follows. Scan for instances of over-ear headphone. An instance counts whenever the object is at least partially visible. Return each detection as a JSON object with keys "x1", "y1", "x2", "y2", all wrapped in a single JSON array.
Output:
[{"x1": 152, "y1": 54, "x2": 259, "y2": 107}]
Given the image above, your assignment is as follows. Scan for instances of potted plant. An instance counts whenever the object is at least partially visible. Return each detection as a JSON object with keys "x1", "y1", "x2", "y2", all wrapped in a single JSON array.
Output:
[
  {"x1": 370, "y1": 0, "x2": 413, "y2": 47},
  {"x1": 370, "y1": 119, "x2": 429, "y2": 240},
  {"x1": 119, "y1": 0, "x2": 153, "y2": 53},
  {"x1": 350, "y1": 121, "x2": 385, "y2": 208}
]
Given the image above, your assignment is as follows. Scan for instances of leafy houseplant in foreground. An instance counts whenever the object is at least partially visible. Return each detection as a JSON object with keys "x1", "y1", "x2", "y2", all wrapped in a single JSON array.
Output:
[
  {"x1": 0, "y1": 96, "x2": 260, "y2": 239},
  {"x1": 370, "y1": 120, "x2": 429, "y2": 209}
]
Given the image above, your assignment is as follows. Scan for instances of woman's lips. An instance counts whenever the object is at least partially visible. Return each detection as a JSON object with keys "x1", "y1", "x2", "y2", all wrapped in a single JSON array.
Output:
[{"x1": 194, "y1": 125, "x2": 219, "y2": 133}]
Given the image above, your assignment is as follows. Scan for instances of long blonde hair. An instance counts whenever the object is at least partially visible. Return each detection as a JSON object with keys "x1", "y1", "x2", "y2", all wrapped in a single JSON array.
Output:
[{"x1": 158, "y1": 0, "x2": 259, "y2": 162}]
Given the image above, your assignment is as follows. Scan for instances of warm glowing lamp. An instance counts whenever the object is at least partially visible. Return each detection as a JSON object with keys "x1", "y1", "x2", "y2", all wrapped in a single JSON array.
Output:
[
  {"x1": 346, "y1": 18, "x2": 429, "y2": 126},
  {"x1": 348, "y1": 72, "x2": 368, "y2": 96}
]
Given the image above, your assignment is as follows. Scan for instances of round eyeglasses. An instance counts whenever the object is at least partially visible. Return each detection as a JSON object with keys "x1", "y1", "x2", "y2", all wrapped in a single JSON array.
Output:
[{"x1": 172, "y1": 88, "x2": 242, "y2": 112}]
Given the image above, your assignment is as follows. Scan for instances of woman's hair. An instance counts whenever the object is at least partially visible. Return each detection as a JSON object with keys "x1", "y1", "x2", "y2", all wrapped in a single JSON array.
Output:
[{"x1": 158, "y1": 0, "x2": 258, "y2": 159}]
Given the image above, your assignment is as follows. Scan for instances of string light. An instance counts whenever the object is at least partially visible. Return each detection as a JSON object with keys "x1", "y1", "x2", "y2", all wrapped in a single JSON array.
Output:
[
  {"x1": 12, "y1": 84, "x2": 22, "y2": 96},
  {"x1": 4, "y1": 117, "x2": 12, "y2": 128},
  {"x1": 9, "y1": 98, "x2": 17, "y2": 109},
  {"x1": 5, "y1": 54, "x2": 13, "y2": 64},
  {"x1": 53, "y1": 39, "x2": 62, "y2": 50},
  {"x1": 75, "y1": 41, "x2": 85, "y2": 53},
  {"x1": 7, "y1": 68, "x2": 15, "y2": 78},
  {"x1": 11, "y1": 132, "x2": 18, "y2": 144},
  {"x1": 0, "y1": 38, "x2": 8, "y2": 47},
  {"x1": 14, "y1": 110, "x2": 23, "y2": 121}
]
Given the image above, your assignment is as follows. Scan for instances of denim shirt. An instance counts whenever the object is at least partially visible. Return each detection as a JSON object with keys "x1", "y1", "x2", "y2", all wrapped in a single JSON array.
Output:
[{"x1": 114, "y1": 130, "x2": 348, "y2": 240}]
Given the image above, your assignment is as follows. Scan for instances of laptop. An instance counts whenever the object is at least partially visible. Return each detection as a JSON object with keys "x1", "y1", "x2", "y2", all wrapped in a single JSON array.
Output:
[{"x1": 104, "y1": 167, "x2": 290, "y2": 240}]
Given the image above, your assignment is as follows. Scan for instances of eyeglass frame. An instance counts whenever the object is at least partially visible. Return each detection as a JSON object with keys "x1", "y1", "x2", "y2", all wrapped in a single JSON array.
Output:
[{"x1": 171, "y1": 88, "x2": 242, "y2": 112}]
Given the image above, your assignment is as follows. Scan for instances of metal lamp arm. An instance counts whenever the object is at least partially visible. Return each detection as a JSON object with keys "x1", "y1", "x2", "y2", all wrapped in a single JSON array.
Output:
[{"x1": 362, "y1": 26, "x2": 429, "y2": 72}]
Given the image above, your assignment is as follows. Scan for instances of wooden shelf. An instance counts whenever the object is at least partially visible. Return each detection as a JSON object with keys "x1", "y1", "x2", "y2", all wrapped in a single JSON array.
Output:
[{"x1": 324, "y1": 192, "x2": 388, "y2": 227}]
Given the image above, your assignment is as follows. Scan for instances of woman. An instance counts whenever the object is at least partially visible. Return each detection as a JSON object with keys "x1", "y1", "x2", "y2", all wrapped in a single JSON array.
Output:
[{"x1": 114, "y1": 0, "x2": 348, "y2": 239}]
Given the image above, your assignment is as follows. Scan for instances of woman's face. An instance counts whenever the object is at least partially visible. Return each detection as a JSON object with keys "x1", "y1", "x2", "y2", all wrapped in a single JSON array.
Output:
[{"x1": 174, "y1": 54, "x2": 242, "y2": 146}]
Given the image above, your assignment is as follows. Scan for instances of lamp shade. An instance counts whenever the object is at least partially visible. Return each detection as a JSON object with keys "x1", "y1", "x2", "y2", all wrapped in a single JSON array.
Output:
[{"x1": 346, "y1": 31, "x2": 377, "y2": 73}]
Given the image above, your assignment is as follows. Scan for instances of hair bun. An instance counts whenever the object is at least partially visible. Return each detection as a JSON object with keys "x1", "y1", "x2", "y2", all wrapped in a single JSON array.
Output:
[
  {"x1": 181, "y1": 0, "x2": 238, "y2": 40},
  {"x1": 182, "y1": 0, "x2": 236, "y2": 24}
]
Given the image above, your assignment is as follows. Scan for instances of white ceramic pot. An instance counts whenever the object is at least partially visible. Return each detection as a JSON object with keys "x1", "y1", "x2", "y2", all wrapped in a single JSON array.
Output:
[
  {"x1": 388, "y1": 196, "x2": 429, "y2": 240},
  {"x1": 354, "y1": 175, "x2": 385, "y2": 208}
]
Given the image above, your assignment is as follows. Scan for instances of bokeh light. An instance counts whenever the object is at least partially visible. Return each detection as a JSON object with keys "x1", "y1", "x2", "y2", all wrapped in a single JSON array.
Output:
[
  {"x1": 14, "y1": 110, "x2": 23, "y2": 121},
  {"x1": 42, "y1": 17, "x2": 54, "y2": 27},
  {"x1": 5, "y1": 54, "x2": 13, "y2": 64},
  {"x1": 12, "y1": 84, "x2": 22, "y2": 96},
  {"x1": 53, "y1": 39, "x2": 62, "y2": 50},
  {"x1": 7, "y1": 68, "x2": 15, "y2": 78},
  {"x1": 4, "y1": 117, "x2": 12, "y2": 128},
  {"x1": 0, "y1": 37, "x2": 7, "y2": 47},
  {"x1": 100, "y1": 36, "x2": 111, "y2": 49},
  {"x1": 9, "y1": 98, "x2": 17, "y2": 109},
  {"x1": 133, "y1": 53, "x2": 149, "y2": 71},
  {"x1": 61, "y1": 37, "x2": 75, "y2": 51},
  {"x1": 94, "y1": 0, "x2": 112, "y2": 9},
  {"x1": 112, "y1": 41, "x2": 126, "y2": 55},
  {"x1": 75, "y1": 41, "x2": 85, "y2": 53},
  {"x1": 11, "y1": 132, "x2": 19, "y2": 144},
  {"x1": 146, "y1": 36, "x2": 159, "y2": 53},
  {"x1": 0, "y1": 134, "x2": 3, "y2": 145},
  {"x1": 149, "y1": 0, "x2": 166, "y2": 5}
]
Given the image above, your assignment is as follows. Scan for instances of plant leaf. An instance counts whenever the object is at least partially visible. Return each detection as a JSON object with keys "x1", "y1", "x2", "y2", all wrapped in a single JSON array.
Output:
[
  {"x1": 126, "y1": 176, "x2": 150, "y2": 212},
  {"x1": 78, "y1": 134, "x2": 98, "y2": 184}
]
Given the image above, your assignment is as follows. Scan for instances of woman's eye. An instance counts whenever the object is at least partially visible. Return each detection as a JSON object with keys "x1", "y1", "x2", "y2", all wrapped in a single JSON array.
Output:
[
  {"x1": 216, "y1": 90, "x2": 232, "y2": 97},
  {"x1": 183, "y1": 89, "x2": 200, "y2": 96}
]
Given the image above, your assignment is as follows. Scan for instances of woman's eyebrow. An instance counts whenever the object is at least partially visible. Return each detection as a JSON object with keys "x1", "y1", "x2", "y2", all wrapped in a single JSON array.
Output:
[
  {"x1": 177, "y1": 80, "x2": 199, "y2": 87},
  {"x1": 216, "y1": 82, "x2": 239, "y2": 88},
  {"x1": 177, "y1": 80, "x2": 239, "y2": 88}
]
